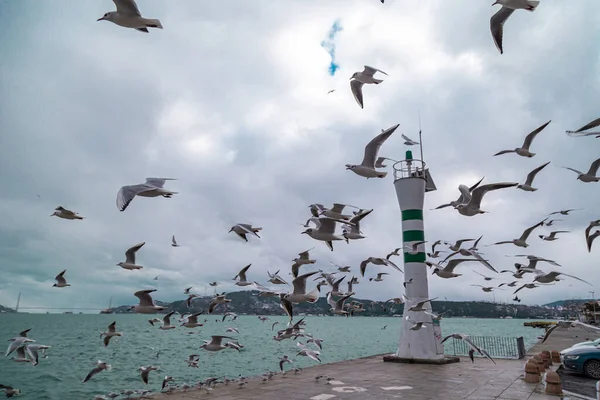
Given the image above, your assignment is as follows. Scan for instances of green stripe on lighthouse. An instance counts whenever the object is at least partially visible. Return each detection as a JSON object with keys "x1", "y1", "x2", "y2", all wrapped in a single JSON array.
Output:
[
  {"x1": 404, "y1": 252, "x2": 426, "y2": 263},
  {"x1": 403, "y1": 230, "x2": 424, "y2": 242},
  {"x1": 401, "y1": 209, "x2": 423, "y2": 221}
]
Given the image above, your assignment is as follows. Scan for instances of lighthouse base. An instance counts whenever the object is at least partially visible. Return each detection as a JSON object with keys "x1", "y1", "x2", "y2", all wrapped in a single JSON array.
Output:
[{"x1": 382, "y1": 355, "x2": 460, "y2": 365}]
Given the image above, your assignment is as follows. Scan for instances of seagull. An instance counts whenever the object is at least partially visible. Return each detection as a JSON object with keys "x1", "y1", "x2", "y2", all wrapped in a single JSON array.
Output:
[
  {"x1": 0, "y1": 385, "x2": 21, "y2": 398},
  {"x1": 405, "y1": 296, "x2": 438, "y2": 312},
  {"x1": 201, "y1": 336, "x2": 235, "y2": 352},
  {"x1": 587, "y1": 230, "x2": 600, "y2": 252},
  {"x1": 542, "y1": 218, "x2": 562, "y2": 226},
  {"x1": 284, "y1": 271, "x2": 320, "y2": 303},
  {"x1": 513, "y1": 283, "x2": 539, "y2": 294},
  {"x1": 517, "y1": 162, "x2": 550, "y2": 191},
  {"x1": 349, "y1": 65, "x2": 388, "y2": 109},
  {"x1": 566, "y1": 117, "x2": 600, "y2": 138},
  {"x1": 291, "y1": 248, "x2": 316, "y2": 277},
  {"x1": 83, "y1": 361, "x2": 111, "y2": 383},
  {"x1": 471, "y1": 285, "x2": 497, "y2": 293},
  {"x1": 445, "y1": 239, "x2": 476, "y2": 252},
  {"x1": 374, "y1": 156, "x2": 398, "y2": 168},
  {"x1": 360, "y1": 257, "x2": 402, "y2": 277},
  {"x1": 439, "y1": 250, "x2": 497, "y2": 273},
  {"x1": 401, "y1": 134, "x2": 419, "y2": 146},
  {"x1": 493, "y1": 120, "x2": 550, "y2": 157},
  {"x1": 318, "y1": 203, "x2": 358, "y2": 220},
  {"x1": 474, "y1": 271, "x2": 495, "y2": 281},
  {"x1": 181, "y1": 312, "x2": 203, "y2": 328},
  {"x1": 100, "y1": 322, "x2": 122, "y2": 347},
  {"x1": 268, "y1": 270, "x2": 288, "y2": 285},
  {"x1": 306, "y1": 336, "x2": 324, "y2": 350},
  {"x1": 327, "y1": 89, "x2": 335, "y2": 95},
  {"x1": 296, "y1": 343, "x2": 321, "y2": 363},
  {"x1": 233, "y1": 264, "x2": 253, "y2": 286},
  {"x1": 225, "y1": 327, "x2": 239, "y2": 334},
  {"x1": 455, "y1": 182, "x2": 519, "y2": 216},
  {"x1": 53, "y1": 269, "x2": 70, "y2": 288},
  {"x1": 208, "y1": 293, "x2": 231, "y2": 314},
  {"x1": 301, "y1": 217, "x2": 347, "y2": 251},
  {"x1": 532, "y1": 271, "x2": 591, "y2": 286},
  {"x1": 116, "y1": 178, "x2": 177, "y2": 211},
  {"x1": 442, "y1": 333, "x2": 496, "y2": 363},
  {"x1": 405, "y1": 317, "x2": 428, "y2": 331},
  {"x1": 5, "y1": 337, "x2": 34, "y2": 357},
  {"x1": 402, "y1": 240, "x2": 428, "y2": 255},
  {"x1": 279, "y1": 355, "x2": 293, "y2": 372},
  {"x1": 139, "y1": 366, "x2": 159, "y2": 384},
  {"x1": 539, "y1": 231, "x2": 569, "y2": 241},
  {"x1": 541, "y1": 320, "x2": 600, "y2": 344},
  {"x1": 12, "y1": 346, "x2": 29, "y2": 363},
  {"x1": 548, "y1": 209, "x2": 582, "y2": 216},
  {"x1": 25, "y1": 344, "x2": 50, "y2": 367},
  {"x1": 327, "y1": 291, "x2": 352, "y2": 316},
  {"x1": 434, "y1": 177, "x2": 485, "y2": 210},
  {"x1": 369, "y1": 273, "x2": 389, "y2": 282},
  {"x1": 585, "y1": 220, "x2": 600, "y2": 241},
  {"x1": 468, "y1": 236, "x2": 484, "y2": 252},
  {"x1": 50, "y1": 206, "x2": 84, "y2": 220},
  {"x1": 98, "y1": 0, "x2": 163, "y2": 33},
  {"x1": 171, "y1": 235, "x2": 180, "y2": 247},
  {"x1": 561, "y1": 157, "x2": 600, "y2": 183},
  {"x1": 498, "y1": 281, "x2": 519, "y2": 288},
  {"x1": 332, "y1": 264, "x2": 351, "y2": 273},
  {"x1": 229, "y1": 223, "x2": 262, "y2": 242},
  {"x1": 158, "y1": 311, "x2": 176, "y2": 330},
  {"x1": 346, "y1": 124, "x2": 399, "y2": 178},
  {"x1": 490, "y1": 0, "x2": 540, "y2": 54},
  {"x1": 117, "y1": 242, "x2": 145, "y2": 270},
  {"x1": 494, "y1": 220, "x2": 544, "y2": 247},
  {"x1": 428, "y1": 259, "x2": 482, "y2": 279},
  {"x1": 326, "y1": 275, "x2": 346, "y2": 296},
  {"x1": 131, "y1": 289, "x2": 166, "y2": 314},
  {"x1": 342, "y1": 208, "x2": 374, "y2": 242}
]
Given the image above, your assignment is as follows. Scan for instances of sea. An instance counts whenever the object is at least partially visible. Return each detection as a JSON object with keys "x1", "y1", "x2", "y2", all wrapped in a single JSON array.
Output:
[{"x1": 0, "y1": 314, "x2": 544, "y2": 400}]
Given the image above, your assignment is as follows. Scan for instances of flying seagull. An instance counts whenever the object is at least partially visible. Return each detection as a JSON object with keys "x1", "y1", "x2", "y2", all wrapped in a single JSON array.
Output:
[
  {"x1": 116, "y1": 178, "x2": 177, "y2": 212},
  {"x1": 117, "y1": 242, "x2": 145, "y2": 270},
  {"x1": 442, "y1": 333, "x2": 496, "y2": 364},
  {"x1": 349, "y1": 65, "x2": 388, "y2": 109},
  {"x1": 401, "y1": 134, "x2": 419, "y2": 146},
  {"x1": 100, "y1": 322, "x2": 123, "y2": 347},
  {"x1": 455, "y1": 182, "x2": 519, "y2": 216},
  {"x1": 538, "y1": 231, "x2": 569, "y2": 241},
  {"x1": 561, "y1": 157, "x2": 600, "y2": 183},
  {"x1": 346, "y1": 124, "x2": 399, "y2": 178},
  {"x1": 229, "y1": 224, "x2": 262, "y2": 242},
  {"x1": 493, "y1": 120, "x2": 550, "y2": 157},
  {"x1": 98, "y1": 0, "x2": 163, "y2": 33},
  {"x1": 566, "y1": 117, "x2": 600, "y2": 138},
  {"x1": 434, "y1": 177, "x2": 484, "y2": 210},
  {"x1": 171, "y1": 235, "x2": 180, "y2": 247},
  {"x1": 53, "y1": 270, "x2": 70, "y2": 288},
  {"x1": 301, "y1": 217, "x2": 348, "y2": 251},
  {"x1": 83, "y1": 361, "x2": 111, "y2": 383},
  {"x1": 51, "y1": 206, "x2": 84, "y2": 220},
  {"x1": 494, "y1": 220, "x2": 544, "y2": 248},
  {"x1": 490, "y1": 0, "x2": 540, "y2": 54},
  {"x1": 517, "y1": 162, "x2": 550, "y2": 191}
]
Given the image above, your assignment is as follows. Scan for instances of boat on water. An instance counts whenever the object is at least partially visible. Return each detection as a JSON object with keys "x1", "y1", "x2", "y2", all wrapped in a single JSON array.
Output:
[{"x1": 99, "y1": 297, "x2": 113, "y2": 314}]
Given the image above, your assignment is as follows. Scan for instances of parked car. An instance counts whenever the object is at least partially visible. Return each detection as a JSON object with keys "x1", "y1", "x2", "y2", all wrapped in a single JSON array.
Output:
[
  {"x1": 560, "y1": 345, "x2": 600, "y2": 379},
  {"x1": 571, "y1": 337, "x2": 600, "y2": 348}
]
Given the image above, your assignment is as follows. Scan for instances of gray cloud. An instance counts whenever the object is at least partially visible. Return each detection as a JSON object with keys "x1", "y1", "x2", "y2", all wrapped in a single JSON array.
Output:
[{"x1": 1, "y1": 0, "x2": 599, "y2": 311}]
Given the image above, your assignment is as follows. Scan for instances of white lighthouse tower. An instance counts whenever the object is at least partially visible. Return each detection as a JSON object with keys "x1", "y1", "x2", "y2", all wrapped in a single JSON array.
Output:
[{"x1": 383, "y1": 148, "x2": 458, "y2": 364}]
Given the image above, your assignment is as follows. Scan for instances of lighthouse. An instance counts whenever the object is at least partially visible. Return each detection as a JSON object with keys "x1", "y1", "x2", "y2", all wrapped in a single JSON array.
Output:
[{"x1": 383, "y1": 149, "x2": 458, "y2": 364}]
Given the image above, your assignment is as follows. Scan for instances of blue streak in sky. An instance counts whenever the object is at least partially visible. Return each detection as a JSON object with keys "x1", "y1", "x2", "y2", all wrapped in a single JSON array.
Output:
[{"x1": 320, "y1": 19, "x2": 343, "y2": 76}]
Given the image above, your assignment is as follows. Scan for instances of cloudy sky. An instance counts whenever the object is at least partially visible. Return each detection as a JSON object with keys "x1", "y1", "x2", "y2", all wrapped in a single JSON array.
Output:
[{"x1": 1, "y1": 0, "x2": 599, "y2": 312}]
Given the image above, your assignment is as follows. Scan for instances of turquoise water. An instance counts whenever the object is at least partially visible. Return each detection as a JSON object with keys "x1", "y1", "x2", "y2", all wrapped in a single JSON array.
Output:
[{"x1": 0, "y1": 314, "x2": 542, "y2": 399}]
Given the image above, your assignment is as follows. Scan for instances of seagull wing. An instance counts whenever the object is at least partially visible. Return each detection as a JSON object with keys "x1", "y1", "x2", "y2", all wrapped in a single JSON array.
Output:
[
  {"x1": 125, "y1": 242, "x2": 145, "y2": 264},
  {"x1": 237, "y1": 264, "x2": 251, "y2": 281},
  {"x1": 116, "y1": 184, "x2": 156, "y2": 212},
  {"x1": 83, "y1": 365, "x2": 104, "y2": 383},
  {"x1": 493, "y1": 149, "x2": 515, "y2": 156},
  {"x1": 108, "y1": 321, "x2": 116, "y2": 333},
  {"x1": 172, "y1": 235, "x2": 177, "y2": 246},
  {"x1": 134, "y1": 289, "x2": 156, "y2": 306},
  {"x1": 574, "y1": 117, "x2": 600, "y2": 133},
  {"x1": 522, "y1": 120, "x2": 551, "y2": 150},
  {"x1": 524, "y1": 162, "x2": 550, "y2": 185},
  {"x1": 556, "y1": 272, "x2": 592, "y2": 286},
  {"x1": 145, "y1": 177, "x2": 175, "y2": 188},
  {"x1": 363, "y1": 65, "x2": 388, "y2": 76},
  {"x1": 350, "y1": 79, "x2": 364, "y2": 109},
  {"x1": 113, "y1": 0, "x2": 142, "y2": 16},
  {"x1": 292, "y1": 271, "x2": 319, "y2": 295},
  {"x1": 469, "y1": 176, "x2": 485, "y2": 192},
  {"x1": 562, "y1": 166, "x2": 584, "y2": 176},
  {"x1": 55, "y1": 269, "x2": 67, "y2": 284},
  {"x1": 586, "y1": 157, "x2": 600, "y2": 176},
  {"x1": 540, "y1": 323, "x2": 561, "y2": 344},
  {"x1": 519, "y1": 221, "x2": 543, "y2": 241},
  {"x1": 360, "y1": 124, "x2": 399, "y2": 168},
  {"x1": 469, "y1": 182, "x2": 518, "y2": 209},
  {"x1": 490, "y1": 6, "x2": 515, "y2": 54}
]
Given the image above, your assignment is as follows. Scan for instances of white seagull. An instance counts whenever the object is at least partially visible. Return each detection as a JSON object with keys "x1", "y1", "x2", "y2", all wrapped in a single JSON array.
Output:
[
  {"x1": 490, "y1": 0, "x2": 540, "y2": 54},
  {"x1": 517, "y1": 161, "x2": 550, "y2": 191},
  {"x1": 301, "y1": 217, "x2": 348, "y2": 251},
  {"x1": 346, "y1": 124, "x2": 399, "y2": 179},
  {"x1": 284, "y1": 271, "x2": 320, "y2": 304},
  {"x1": 369, "y1": 273, "x2": 389, "y2": 282},
  {"x1": 562, "y1": 157, "x2": 600, "y2": 183},
  {"x1": 139, "y1": 365, "x2": 159, "y2": 384},
  {"x1": 100, "y1": 322, "x2": 123, "y2": 347},
  {"x1": 360, "y1": 257, "x2": 402, "y2": 277},
  {"x1": 342, "y1": 209, "x2": 374, "y2": 242},
  {"x1": 83, "y1": 361, "x2": 111, "y2": 383},
  {"x1": 587, "y1": 230, "x2": 600, "y2": 253},
  {"x1": 201, "y1": 336, "x2": 235, "y2": 352},
  {"x1": 493, "y1": 120, "x2": 550, "y2": 157},
  {"x1": 349, "y1": 65, "x2": 388, "y2": 109},
  {"x1": 171, "y1": 235, "x2": 180, "y2": 247},
  {"x1": 116, "y1": 178, "x2": 177, "y2": 211},
  {"x1": 428, "y1": 259, "x2": 483, "y2": 279},
  {"x1": 401, "y1": 134, "x2": 419, "y2": 146},
  {"x1": 233, "y1": 264, "x2": 253, "y2": 287},
  {"x1": 229, "y1": 224, "x2": 262, "y2": 242},
  {"x1": 53, "y1": 269, "x2": 70, "y2": 288},
  {"x1": 130, "y1": 289, "x2": 166, "y2": 314},
  {"x1": 434, "y1": 177, "x2": 484, "y2": 210},
  {"x1": 98, "y1": 0, "x2": 163, "y2": 33},
  {"x1": 117, "y1": 242, "x2": 145, "y2": 270},
  {"x1": 158, "y1": 311, "x2": 176, "y2": 330},
  {"x1": 494, "y1": 220, "x2": 544, "y2": 248},
  {"x1": 455, "y1": 182, "x2": 519, "y2": 216},
  {"x1": 566, "y1": 117, "x2": 600, "y2": 138},
  {"x1": 539, "y1": 231, "x2": 569, "y2": 241},
  {"x1": 291, "y1": 249, "x2": 316, "y2": 277},
  {"x1": 50, "y1": 206, "x2": 84, "y2": 220}
]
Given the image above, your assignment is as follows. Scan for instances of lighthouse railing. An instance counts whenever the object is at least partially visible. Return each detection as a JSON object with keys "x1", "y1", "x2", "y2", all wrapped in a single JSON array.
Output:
[{"x1": 392, "y1": 159, "x2": 427, "y2": 181}]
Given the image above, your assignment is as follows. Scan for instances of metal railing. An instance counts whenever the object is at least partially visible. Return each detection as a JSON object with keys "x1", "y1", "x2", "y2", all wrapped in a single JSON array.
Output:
[
  {"x1": 392, "y1": 159, "x2": 427, "y2": 181},
  {"x1": 444, "y1": 336, "x2": 526, "y2": 360}
]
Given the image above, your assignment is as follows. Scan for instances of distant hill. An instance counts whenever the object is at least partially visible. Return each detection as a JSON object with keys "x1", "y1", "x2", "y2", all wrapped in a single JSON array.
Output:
[
  {"x1": 543, "y1": 299, "x2": 592, "y2": 308},
  {"x1": 0, "y1": 305, "x2": 16, "y2": 313},
  {"x1": 109, "y1": 290, "x2": 577, "y2": 320}
]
